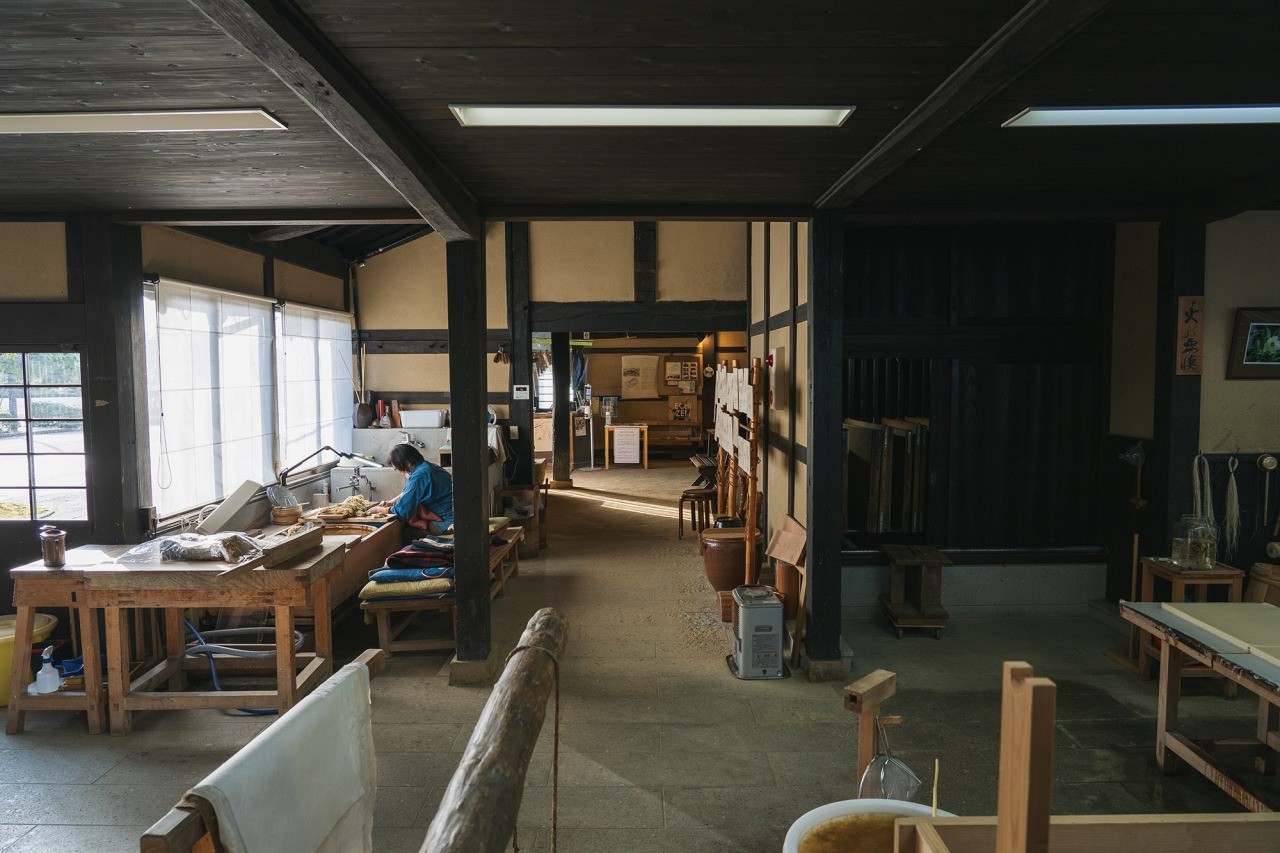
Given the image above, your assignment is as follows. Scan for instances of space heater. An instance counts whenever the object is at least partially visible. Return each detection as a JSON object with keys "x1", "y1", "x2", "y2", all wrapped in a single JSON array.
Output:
[{"x1": 728, "y1": 585, "x2": 787, "y2": 679}]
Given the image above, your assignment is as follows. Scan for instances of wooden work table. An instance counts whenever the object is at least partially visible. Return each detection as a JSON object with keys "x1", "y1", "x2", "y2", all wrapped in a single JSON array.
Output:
[
  {"x1": 1121, "y1": 601, "x2": 1280, "y2": 812},
  {"x1": 9, "y1": 538, "x2": 350, "y2": 736}
]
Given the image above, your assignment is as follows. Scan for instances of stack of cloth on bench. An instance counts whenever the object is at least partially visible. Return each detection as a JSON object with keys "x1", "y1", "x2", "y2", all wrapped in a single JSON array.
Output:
[{"x1": 358, "y1": 522, "x2": 512, "y2": 602}]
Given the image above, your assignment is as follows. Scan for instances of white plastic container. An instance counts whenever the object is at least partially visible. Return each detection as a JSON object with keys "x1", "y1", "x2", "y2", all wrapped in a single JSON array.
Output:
[
  {"x1": 400, "y1": 409, "x2": 447, "y2": 428},
  {"x1": 783, "y1": 798, "x2": 955, "y2": 853}
]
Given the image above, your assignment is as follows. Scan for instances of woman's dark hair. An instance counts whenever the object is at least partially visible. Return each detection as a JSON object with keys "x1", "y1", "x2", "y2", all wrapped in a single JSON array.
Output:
[{"x1": 388, "y1": 443, "x2": 425, "y2": 473}]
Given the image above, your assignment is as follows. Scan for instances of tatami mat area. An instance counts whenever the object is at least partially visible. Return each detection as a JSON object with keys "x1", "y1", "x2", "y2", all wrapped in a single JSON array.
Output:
[{"x1": 1, "y1": 459, "x2": 1268, "y2": 851}]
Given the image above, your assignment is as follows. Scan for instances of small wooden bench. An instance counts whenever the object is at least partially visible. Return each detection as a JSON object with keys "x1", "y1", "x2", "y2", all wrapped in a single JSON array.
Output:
[{"x1": 361, "y1": 527, "x2": 524, "y2": 655}]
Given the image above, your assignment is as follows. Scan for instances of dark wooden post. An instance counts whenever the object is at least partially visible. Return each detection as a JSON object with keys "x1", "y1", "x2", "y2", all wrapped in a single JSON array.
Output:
[
  {"x1": 550, "y1": 331, "x2": 572, "y2": 486},
  {"x1": 80, "y1": 213, "x2": 147, "y2": 544},
  {"x1": 506, "y1": 222, "x2": 534, "y2": 486},
  {"x1": 806, "y1": 210, "x2": 845, "y2": 661},
  {"x1": 1148, "y1": 223, "x2": 1205, "y2": 547},
  {"x1": 634, "y1": 221, "x2": 656, "y2": 303},
  {"x1": 447, "y1": 238, "x2": 491, "y2": 661}
]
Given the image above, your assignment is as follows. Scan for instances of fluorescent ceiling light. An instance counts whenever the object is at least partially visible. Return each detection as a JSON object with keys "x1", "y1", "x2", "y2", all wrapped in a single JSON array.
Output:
[
  {"x1": 1004, "y1": 105, "x2": 1280, "y2": 128},
  {"x1": 0, "y1": 109, "x2": 287, "y2": 134},
  {"x1": 449, "y1": 105, "x2": 854, "y2": 127}
]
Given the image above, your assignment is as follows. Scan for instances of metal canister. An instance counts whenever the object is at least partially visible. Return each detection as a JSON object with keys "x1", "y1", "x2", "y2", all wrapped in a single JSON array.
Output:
[{"x1": 38, "y1": 525, "x2": 66, "y2": 568}]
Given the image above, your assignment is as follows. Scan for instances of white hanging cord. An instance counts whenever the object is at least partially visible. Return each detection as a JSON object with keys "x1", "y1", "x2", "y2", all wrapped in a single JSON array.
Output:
[
  {"x1": 1192, "y1": 454, "x2": 1215, "y2": 529},
  {"x1": 1224, "y1": 457, "x2": 1240, "y2": 557}
]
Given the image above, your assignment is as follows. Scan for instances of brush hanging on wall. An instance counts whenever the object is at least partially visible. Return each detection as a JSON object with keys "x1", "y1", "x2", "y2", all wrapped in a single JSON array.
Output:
[{"x1": 1223, "y1": 457, "x2": 1240, "y2": 558}]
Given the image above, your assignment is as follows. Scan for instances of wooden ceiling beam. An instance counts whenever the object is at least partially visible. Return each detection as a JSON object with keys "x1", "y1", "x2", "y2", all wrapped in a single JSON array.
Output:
[
  {"x1": 250, "y1": 223, "x2": 329, "y2": 242},
  {"x1": 482, "y1": 204, "x2": 814, "y2": 222},
  {"x1": 816, "y1": 0, "x2": 1117, "y2": 209},
  {"x1": 843, "y1": 202, "x2": 1169, "y2": 225},
  {"x1": 1174, "y1": 169, "x2": 1280, "y2": 224},
  {"x1": 113, "y1": 208, "x2": 424, "y2": 226},
  {"x1": 188, "y1": 0, "x2": 480, "y2": 241}
]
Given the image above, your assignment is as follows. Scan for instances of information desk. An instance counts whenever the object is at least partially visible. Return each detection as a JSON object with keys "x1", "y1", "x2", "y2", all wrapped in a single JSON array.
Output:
[
  {"x1": 9, "y1": 539, "x2": 348, "y2": 736},
  {"x1": 1121, "y1": 601, "x2": 1280, "y2": 812},
  {"x1": 604, "y1": 424, "x2": 649, "y2": 469}
]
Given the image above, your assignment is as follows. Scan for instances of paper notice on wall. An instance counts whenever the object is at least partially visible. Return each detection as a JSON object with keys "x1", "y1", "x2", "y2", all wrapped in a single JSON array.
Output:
[
  {"x1": 621, "y1": 355, "x2": 659, "y2": 399},
  {"x1": 723, "y1": 368, "x2": 738, "y2": 411},
  {"x1": 665, "y1": 361, "x2": 682, "y2": 383},
  {"x1": 613, "y1": 426, "x2": 642, "y2": 464},
  {"x1": 737, "y1": 368, "x2": 753, "y2": 413}
]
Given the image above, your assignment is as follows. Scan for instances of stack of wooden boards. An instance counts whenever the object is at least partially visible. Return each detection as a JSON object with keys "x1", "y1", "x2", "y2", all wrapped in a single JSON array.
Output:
[{"x1": 843, "y1": 416, "x2": 929, "y2": 534}]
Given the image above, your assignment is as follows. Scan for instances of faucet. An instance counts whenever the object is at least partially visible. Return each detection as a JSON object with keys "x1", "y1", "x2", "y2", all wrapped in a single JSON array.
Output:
[
  {"x1": 399, "y1": 430, "x2": 426, "y2": 449},
  {"x1": 339, "y1": 465, "x2": 375, "y2": 498}
]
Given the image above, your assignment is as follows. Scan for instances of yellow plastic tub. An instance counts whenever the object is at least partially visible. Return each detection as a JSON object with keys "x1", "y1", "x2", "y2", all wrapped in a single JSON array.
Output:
[{"x1": 0, "y1": 613, "x2": 59, "y2": 706}]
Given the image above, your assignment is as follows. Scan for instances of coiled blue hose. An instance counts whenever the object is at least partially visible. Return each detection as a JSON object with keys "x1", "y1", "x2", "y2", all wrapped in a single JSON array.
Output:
[{"x1": 183, "y1": 619, "x2": 303, "y2": 716}]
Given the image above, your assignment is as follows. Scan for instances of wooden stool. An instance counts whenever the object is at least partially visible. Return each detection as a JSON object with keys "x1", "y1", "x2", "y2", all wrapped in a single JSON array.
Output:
[
  {"x1": 880, "y1": 544, "x2": 951, "y2": 639},
  {"x1": 1138, "y1": 556, "x2": 1243, "y2": 698},
  {"x1": 6, "y1": 575, "x2": 107, "y2": 735},
  {"x1": 678, "y1": 487, "x2": 715, "y2": 540}
]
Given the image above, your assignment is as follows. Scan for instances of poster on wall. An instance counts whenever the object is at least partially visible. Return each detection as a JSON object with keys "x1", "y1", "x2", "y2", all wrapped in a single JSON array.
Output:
[
  {"x1": 664, "y1": 361, "x2": 682, "y2": 383},
  {"x1": 1176, "y1": 295, "x2": 1204, "y2": 376},
  {"x1": 613, "y1": 426, "x2": 642, "y2": 464},
  {"x1": 621, "y1": 355, "x2": 660, "y2": 398},
  {"x1": 668, "y1": 395, "x2": 695, "y2": 421}
]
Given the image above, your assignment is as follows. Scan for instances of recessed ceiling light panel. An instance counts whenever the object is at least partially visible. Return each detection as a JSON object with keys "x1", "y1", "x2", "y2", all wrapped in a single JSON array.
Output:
[
  {"x1": 0, "y1": 109, "x2": 287, "y2": 134},
  {"x1": 1004, "y1": 105, "x2": 1280, "y2": 127},
  {"x1": 449, "y1": 105, "x2": 854, "y2": 127}
]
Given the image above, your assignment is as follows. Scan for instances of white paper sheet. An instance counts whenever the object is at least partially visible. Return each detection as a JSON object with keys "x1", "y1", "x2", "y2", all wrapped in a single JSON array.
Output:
[
  {"x1": 613, "y1": 426, "x2": 642, "y2": 464},
  {"x1": 621, "y1": 355, "x2": 659, "y2": 399}
]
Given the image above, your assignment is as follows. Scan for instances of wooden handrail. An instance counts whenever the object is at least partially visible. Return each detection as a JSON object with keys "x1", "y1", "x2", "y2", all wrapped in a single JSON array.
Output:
[{"x1": 421, "y1": 607, "x2": 570, "y2": 853}]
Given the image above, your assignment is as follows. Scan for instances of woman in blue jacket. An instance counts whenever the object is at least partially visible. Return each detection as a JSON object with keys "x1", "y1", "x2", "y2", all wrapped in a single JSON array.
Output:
[{"x1": 368, "y1": 444, "x2": 454, "y2": 533}]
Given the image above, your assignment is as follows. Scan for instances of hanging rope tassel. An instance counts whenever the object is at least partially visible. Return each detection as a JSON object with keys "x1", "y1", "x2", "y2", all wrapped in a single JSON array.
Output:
[
  {"x1": 1193, "y1": 454, "x2": 1215, "y2": 529},
  {"x1": 1224, "y1": 457, "x2": 1241, "y2": 558}
]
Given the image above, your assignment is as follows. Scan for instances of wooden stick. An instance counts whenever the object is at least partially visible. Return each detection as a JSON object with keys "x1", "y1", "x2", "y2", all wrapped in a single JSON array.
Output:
[
  {"x1": 995, "y1": 662, "x2": 1056, "y2": 853},
  {"x1": 422, "y1": 608, "x2": 569, "y2": 853},
  {"x1": 744, "y1": 359, "x2": 762, "y2": 585}
]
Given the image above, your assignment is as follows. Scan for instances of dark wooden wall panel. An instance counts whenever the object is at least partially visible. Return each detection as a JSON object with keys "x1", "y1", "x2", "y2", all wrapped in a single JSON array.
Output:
[
  {"x1": 845, "y1": 223, "x2": 1113, "y2": 553},
  {"x1": 948, "y1": 360, "x2": 1100, "y2": 547},
  {"x1": 954, "y1": 225, "x2": 1108, "y2": 320},
  {"x1": 845, "y1": 226, "x2": 951, "y2": 323}
]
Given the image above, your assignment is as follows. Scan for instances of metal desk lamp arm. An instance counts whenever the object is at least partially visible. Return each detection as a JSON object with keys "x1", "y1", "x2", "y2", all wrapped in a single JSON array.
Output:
[{"x1": 278, "y1": 446, "x2": 355, "y2": 488}]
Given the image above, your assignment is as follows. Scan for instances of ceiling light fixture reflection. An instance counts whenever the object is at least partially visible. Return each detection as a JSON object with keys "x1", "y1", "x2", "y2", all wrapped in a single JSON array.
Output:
[
  {"x1": 449, "y1": 105, "x2": 854, "y2": 127},
  {"x1": 0, "y1": 109, "x2": 287, "y2": 134},
  {"x1": 1004, "y1": 105, "x2": 1280, "y2": 127}
]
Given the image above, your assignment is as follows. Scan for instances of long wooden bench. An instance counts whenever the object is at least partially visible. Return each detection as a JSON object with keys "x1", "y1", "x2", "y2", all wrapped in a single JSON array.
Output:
[{"x1": 361, "y1": 527, "x2": 524, "y2": 655}]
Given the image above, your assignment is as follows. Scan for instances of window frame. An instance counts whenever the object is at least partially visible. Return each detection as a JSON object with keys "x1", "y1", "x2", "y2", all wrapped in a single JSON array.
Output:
[
  {"x1": 0, "y1": 346, "x2": 90, "y2": 523},
  {"x1": 142, "y1": 279, "x2": 355, "y2": 522}
]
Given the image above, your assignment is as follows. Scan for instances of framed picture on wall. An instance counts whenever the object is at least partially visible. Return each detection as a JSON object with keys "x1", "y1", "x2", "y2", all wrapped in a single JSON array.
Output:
[{"x1": 1227, "y1": 307, "x2": 1280, "y2": 379}]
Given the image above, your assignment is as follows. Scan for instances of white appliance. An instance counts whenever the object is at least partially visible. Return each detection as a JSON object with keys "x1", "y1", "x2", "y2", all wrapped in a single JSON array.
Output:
[
  {"x1": 400, "y1": 409, "x2": 448, "y2": 428},
  {"x1": 729, "y1": 585, "x2": 786, "y2": 679}
]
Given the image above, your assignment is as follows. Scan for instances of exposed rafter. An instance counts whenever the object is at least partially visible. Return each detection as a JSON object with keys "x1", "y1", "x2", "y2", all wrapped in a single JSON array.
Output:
[
  {"x1": 816, "y1": 0, "x2": 1116, "y2": 209},
  {"x1": 1175, "y1": 168, "x2": 1280, "y2": 225},
  {"x1": 113, "y1": 208, "x2": 423, "y2": 226},
  {"x1": 188, "y1": 0, "x2": 481, "y2": 241},
  {"x1": 250, "y1": 223, "x2": 328, "y2": 242}
]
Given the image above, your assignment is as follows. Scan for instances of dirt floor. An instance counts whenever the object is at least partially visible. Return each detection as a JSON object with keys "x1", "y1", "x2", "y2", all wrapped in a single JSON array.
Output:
[{"x1": 1, "y1": 459, "x2": 1272, "y2": 851}]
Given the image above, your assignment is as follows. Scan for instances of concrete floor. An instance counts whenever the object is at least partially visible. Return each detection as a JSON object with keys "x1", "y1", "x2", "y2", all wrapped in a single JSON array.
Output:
[{"x1": 1, "y1": 459, "x2": 1272, "y2": 851}]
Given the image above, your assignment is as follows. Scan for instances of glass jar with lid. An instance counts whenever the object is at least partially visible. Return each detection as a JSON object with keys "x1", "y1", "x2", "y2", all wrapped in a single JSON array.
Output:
[{"x1": 1171, "y1": 514, "x2": 1216, "y2": 570}]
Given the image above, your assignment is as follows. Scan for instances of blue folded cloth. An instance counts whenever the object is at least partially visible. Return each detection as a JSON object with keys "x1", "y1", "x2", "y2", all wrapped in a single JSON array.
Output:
[{"x1": 370, "y1": 566, "x2": 456, "y2": 583}]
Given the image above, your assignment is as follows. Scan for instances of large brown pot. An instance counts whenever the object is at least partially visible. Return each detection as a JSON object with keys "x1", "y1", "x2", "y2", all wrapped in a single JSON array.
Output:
[{"x1": 700, "y1": 529, "x2": 762, "y2": 592}]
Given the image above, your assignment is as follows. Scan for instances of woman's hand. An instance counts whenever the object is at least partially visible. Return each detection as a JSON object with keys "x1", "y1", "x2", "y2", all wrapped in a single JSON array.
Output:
[{"x1": 368, "y1": 503, "x2": 389, "y2": 517}]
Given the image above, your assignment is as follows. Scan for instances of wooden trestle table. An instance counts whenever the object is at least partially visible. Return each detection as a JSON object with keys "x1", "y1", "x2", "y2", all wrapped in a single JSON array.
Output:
[
  {"x1": 1121, "y1": 601, "x2": 1280, "y2": 812},
  {"x1": 9, "y1": 539, "x2": 347, "y2": 736}
]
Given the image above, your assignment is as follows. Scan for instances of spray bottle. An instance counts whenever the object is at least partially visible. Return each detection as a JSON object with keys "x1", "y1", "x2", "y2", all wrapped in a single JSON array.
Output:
[{"x1": 33, "y1": 645, "x2": 62, "y2": 694}]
